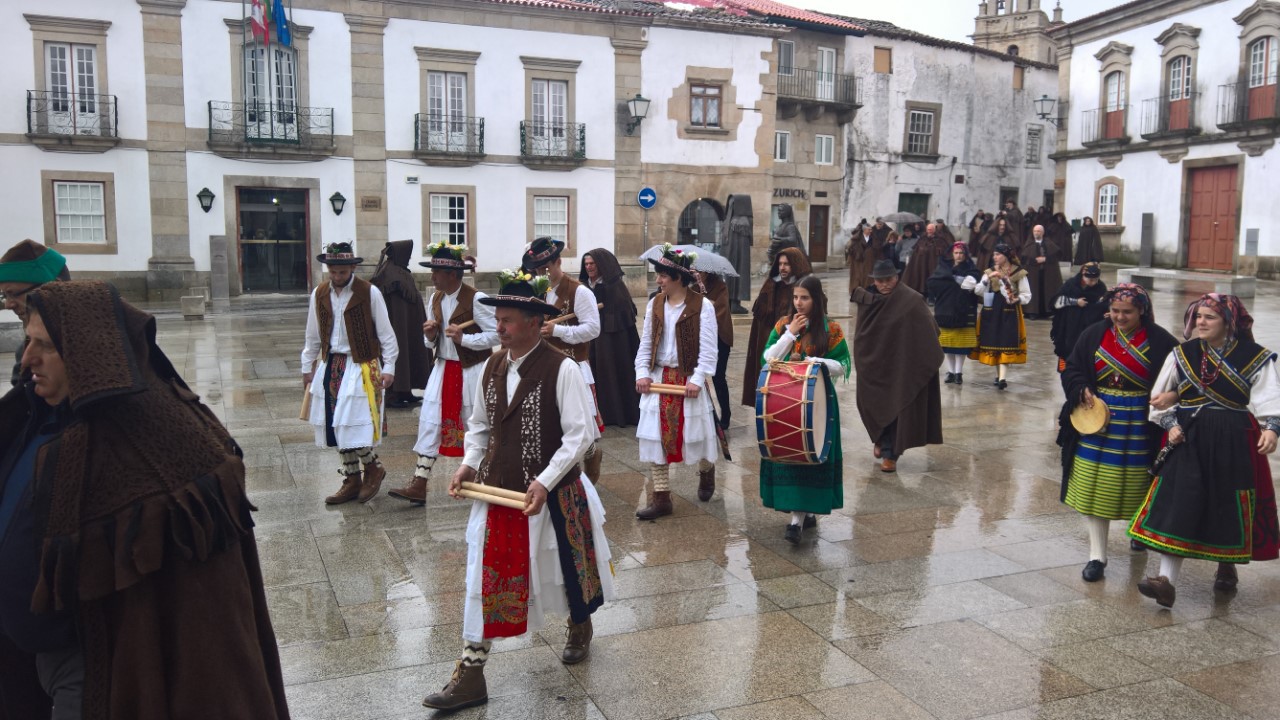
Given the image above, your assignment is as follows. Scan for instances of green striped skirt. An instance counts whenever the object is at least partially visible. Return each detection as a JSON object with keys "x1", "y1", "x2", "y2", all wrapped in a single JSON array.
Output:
[{"x1": 1065, "y1": 388, "x2": 1154, "y2": 520}]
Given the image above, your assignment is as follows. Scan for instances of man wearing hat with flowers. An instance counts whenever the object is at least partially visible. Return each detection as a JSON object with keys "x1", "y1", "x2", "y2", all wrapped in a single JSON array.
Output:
[
  {"x1": 387, "y1": 241, "x2": 497, "y2": 506},
  {"x1": 301, "y1": 242, "x2": 399, "y2": 505},
  {"x1": 634, "y1": 244, "x2": 720, "y2": 519},
  {"x1": 0, "y1": 240, "x2": 70, "y2": 386},
  {"x1": 422, "y1": 270, "x2": 614, "y2": 711},
  {"x1": 522, "y1": 236, "x2": 605, "y2": 482}
]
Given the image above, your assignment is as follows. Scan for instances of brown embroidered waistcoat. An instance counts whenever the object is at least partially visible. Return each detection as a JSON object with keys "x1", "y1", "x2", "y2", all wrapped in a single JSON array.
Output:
[
  {"x1": 316, "y1": 277, "x2": 381, "y2": 364},
  {"x1": 475, "y1": 341, "x2": 581, "y2": 494},
  {"x1": 547, "y1": 275, "x2": 590, "y2": 363},
  {"x1": 431, "y1": 283, "x2": 494, "y2": 369},
  {"x1": 648, "y1": 290, "x2": 704, "y2": 376}
]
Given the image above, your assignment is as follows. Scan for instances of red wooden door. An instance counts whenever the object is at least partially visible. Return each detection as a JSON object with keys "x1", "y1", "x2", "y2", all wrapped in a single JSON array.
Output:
[
  {"x1": 1104, "y1": 109, "x2": 1125, "y2": 139},
  {"x1": 1186, "y1": 166, "x2": 1239, "y2": 272},
  {"x1": 808, "y1": 204, "x2": 829, "y2": 261},
  {"x1": 1167, "y1": 98, "x2": 1190, "y2": 131},
  {"x1": 1249, "y1": 83, "x2": 1277, "y2": 121}
]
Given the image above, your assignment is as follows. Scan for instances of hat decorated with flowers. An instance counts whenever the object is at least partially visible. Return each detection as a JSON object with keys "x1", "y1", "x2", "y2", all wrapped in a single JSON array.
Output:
[
  {"x1": 521, "y1": 236, "x2": 565, "y2": 272},
  {"x1": 317, "y1": 242, "x2": 361, "y2": 266},
  {"x1": 647, "y1": 242, "x2": 697, "y2": 279},
  {"x1": 418, "y1": 241, "x2": 473, "y2": 270},
  {"x1": 477, "y1": 268, "x2": 560, "y2": 314}
]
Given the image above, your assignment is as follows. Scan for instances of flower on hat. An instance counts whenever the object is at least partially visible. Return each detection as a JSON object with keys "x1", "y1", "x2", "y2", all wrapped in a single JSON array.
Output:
[
  {"x1": 426, "y1": 241, "x2": 467, "y2": 259},
  {"x1": 497, "y1": 268, "x2": 550, "y2": 295}
]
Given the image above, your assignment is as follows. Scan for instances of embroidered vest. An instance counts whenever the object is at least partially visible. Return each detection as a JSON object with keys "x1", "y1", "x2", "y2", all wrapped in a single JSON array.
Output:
[
  {"x1": 316, "y1": 277, "x2": 381, "y2": 364},
  {"x1": 475, "y1": 341, "x2": 580, "y2": 493},
  {"x1": 648, "y1": 291, "x2": 704, "y2": 376},
  {"x1": 431, "y1": 284, "x2": 494, "y2": 369},
  {"x1": 546, "y1": 275, "x2": 590, "y2": 363}
]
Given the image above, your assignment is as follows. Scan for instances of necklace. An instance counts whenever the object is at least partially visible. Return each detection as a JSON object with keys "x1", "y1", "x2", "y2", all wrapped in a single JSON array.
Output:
[{"x1": 1199, "y1": 340, "x2": 1224, "y2": 387}]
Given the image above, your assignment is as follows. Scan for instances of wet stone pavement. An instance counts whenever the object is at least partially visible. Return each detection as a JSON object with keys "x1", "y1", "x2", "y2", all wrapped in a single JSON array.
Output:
[{"x1": 154, "y1": 270, "x2": 1280, "y2": 720}]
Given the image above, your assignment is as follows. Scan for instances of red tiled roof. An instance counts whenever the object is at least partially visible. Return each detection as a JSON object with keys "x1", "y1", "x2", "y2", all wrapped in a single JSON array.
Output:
[
  {"x1": 716, "y1": 0, "x2": 865, "y2": 31},
  {"x1": 484, "y1": 0, "x2": 646, "y2": 14}
]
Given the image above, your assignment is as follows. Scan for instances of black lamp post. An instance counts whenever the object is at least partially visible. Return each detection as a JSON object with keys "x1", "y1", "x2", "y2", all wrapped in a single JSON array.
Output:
[{"x1": 196, "y1": 187, "x2": 216, "y2": 213}]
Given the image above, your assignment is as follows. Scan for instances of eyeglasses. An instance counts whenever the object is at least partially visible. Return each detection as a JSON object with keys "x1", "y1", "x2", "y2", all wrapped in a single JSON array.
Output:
[{"x1": 0, "y1": 284, "x2": 40, "y2": 303}]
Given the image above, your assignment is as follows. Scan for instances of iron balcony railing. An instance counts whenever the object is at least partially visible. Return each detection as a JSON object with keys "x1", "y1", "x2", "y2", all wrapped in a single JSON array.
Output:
[
  {"x1": 1081, "y1": 105, "x2": 1128, "y2": 144},
  {"x1": 519, "y1": 120, "x2": 586, "y2": 160},
  {"x1": 26, "y1": 90, "x2": 118, "y2": 137},
  {"x1": 207, "y1": 100, "x2": 334, "y2": 147},
  {"x1": 1217, "y1": 80, "x2": 1280, "y2": 128},
  {"x1": 1140, "y1": 92, "x2": 1200, "y2": 137},
  {"x1": 777, "y1": 68, "x2": 861, "y2": 107},
  {"x1": 414, "y1": 113, "x2": 484, "y2": 155}
]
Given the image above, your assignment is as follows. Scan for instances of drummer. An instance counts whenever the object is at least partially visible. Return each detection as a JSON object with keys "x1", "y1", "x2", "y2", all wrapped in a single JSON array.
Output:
[
  {"x1": 634, "y1": 244, "x2": 720, "y2": 520},
  {"x1": 1057, "y1": 283, "x2": 1177, "y2": 583},
  {"x1": 757, "y1": 275, "x2": 849, "y2": 543}
]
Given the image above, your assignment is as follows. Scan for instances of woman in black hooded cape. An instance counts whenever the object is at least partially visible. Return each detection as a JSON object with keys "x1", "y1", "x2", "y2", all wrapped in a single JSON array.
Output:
[
  {"x1": 1074, "y1": 217, "x2": 1105, "y2": 265},
  {"x1": 581, "y1": 248, "x2": 641, "y2": 427}
]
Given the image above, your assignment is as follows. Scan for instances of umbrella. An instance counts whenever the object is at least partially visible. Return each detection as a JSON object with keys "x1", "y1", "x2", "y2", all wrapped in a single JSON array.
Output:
[
  {"x1": 880, "y1": 212, "x2": 926, "y2": 225},
  {"x1": 639, "y1": 244, "x2": 739, "y2": 277}
]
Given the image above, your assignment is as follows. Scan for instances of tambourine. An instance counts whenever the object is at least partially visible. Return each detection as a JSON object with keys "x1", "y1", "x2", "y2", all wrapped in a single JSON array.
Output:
[{"x1": 1069, "y1": 398, "x2": 1110, "y2": 435}]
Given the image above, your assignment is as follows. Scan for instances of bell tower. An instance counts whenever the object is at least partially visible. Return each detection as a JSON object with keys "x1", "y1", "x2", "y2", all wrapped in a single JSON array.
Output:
[{"x1": 972, "y1": 0, "x2": 1062, "y2": 65}]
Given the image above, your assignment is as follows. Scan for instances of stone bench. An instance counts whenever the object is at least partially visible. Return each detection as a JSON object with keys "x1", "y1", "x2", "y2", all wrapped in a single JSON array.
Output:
[{"x1": 1116, "y1": 268, "x2": 1256, "y2": 298}]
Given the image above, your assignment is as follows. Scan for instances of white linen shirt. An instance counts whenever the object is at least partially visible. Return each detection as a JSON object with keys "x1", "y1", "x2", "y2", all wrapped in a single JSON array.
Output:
[
  {"x1": 301, "y1": 281, "x2": 399, "y2": 372},
  {"x1": 546, "y1": 282, "x2": 601, "y2": 346},
  {"x1": 427, "y1": 287, "x2": 499, "y2": 361}
]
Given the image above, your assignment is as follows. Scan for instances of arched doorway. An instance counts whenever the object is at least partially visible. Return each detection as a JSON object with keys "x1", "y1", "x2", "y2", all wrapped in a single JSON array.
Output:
[{"x1": 677, "y1": 197, "x2": 725, "y2": 251}]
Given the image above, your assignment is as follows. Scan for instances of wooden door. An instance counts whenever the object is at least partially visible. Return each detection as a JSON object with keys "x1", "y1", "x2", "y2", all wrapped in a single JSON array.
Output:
[
  {"x1": 1167, "y1": 98, "x2": 1190, "y2": 131},
  {"x1": 1186, "y1": 166, "x2": 1239, "y2": 272},
  {"x1": 808, "y1": 205, "x2": 829, "y2": 261}
]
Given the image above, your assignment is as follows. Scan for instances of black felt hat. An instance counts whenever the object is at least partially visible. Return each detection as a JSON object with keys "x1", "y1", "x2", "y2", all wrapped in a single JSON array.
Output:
[
  {"x1": 869, "y1": 259, "x2": 899, "y2": 279},
  {"x1": 418, "y1": 241, "x2": 473, "y2": 270},
  {"x1": 521, "y1": 236, "x2": 564, "y2": 272},
  {"x1": 477, "y1": 270, "x2": 560, "y2": 314},
  {"x1": 317, "y1": 242, "x2": 362, "y2": 266}
]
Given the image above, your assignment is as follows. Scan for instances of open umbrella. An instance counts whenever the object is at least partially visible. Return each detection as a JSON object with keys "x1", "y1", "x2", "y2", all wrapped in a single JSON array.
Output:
[
  {"x1": 639, "y1": 244, "x2": 738, "y2": 277},
  {"x1": 880, "y1": 211, "x2": 926, "y2": 225}
]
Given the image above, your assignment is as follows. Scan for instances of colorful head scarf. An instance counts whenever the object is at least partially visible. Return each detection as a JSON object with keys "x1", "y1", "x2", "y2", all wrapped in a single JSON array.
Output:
[
  {"x1": 1104, "y1": 282, "x2": 1153, "y2": 320},
  {"x1": 992, "y1": 243, "x2": 1018, "y2": 263},
  {"x1": 950, "y1": 242, "x2": 968, "y2": 255},
  {"x1": 1182, "y1": 293, "x2": 1254, "y2": 343}
]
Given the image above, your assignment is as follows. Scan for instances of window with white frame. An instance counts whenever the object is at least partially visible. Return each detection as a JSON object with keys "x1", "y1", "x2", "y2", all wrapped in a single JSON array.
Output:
[
  {"x1": 1104, "y1": 70, "x2": 1127, "y2": 111},
  {"x1": 1025, "y1": 125, "x2": 1043, "y2": 167},
  {"x1": 1097, "y1": 183, "x2": 1119, "y2": 225},
  {"x1": 690, "y1": 84, "x2": 721, "y2": 128},
  {"x1": 429, "y1": 193, "x2": 468, "y2": 245},
  {"x1": 53, "y1": 181, "x2": 106, "y2": 244},
  {"x1": 1168, "y1": 56, "x2": 1192, "y2": 99},
  {"x1": 774, "y1": 131, "x2": 790, "y2": 161},
  {"x1": 427, "y1": 71, "x2": 468, "y2": 149},
  {"x1": 778, "y1": 40, "x2": 794, "y2": 76},
  {"x1": 45, "y1": 43, "x2": 98, "y2": 120},
  {"x1": 906, "y1": 110, "x2": 935, "y2": 155},
  {"x1": 533, "y1": 196, "x2": 569, "y2": 244},
  {"x1": 1249, "y1": 36, "x2": 1278, "y2": 88},
  {"x1": 815, "y1": 134, "x2": 834, "y2": 165}
]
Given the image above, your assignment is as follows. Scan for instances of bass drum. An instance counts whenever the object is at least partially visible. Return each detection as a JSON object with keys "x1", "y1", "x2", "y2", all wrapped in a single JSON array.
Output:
[{"x1": 755, "y1": 360, "x2": 832, "y2": 465}]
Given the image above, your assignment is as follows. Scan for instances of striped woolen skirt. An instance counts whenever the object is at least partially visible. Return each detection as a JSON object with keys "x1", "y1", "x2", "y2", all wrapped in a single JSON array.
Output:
[{"x1": 1065, "y1": 388, "x2": 1154, "y2": 520}]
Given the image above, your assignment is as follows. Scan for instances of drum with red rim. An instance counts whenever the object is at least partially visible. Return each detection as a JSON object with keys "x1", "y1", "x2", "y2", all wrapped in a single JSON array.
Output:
[{"x1": 755, "y1": 360, "x2": 833, "y2": 465}]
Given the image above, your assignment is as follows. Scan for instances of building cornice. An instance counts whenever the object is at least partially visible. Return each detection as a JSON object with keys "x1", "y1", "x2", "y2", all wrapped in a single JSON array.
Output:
[
  {"x1": 1154, "y1": 22, "x2": 1200, "y2": 46},
  {"x1": 1050, "y1": 0, "x2": 1224, "y2": 46},
  {"x1": 24, "y1": 14, "x2": 112, "y2": 34},
  {"x1": 136, "y1": 0, "x2": 187, "y2": 16},
  {"x1": 344, "y1": 14, "x2": 389, "y2": 33},
  {"x1": 414, "y1": 47, "x2": 481, "y2": 64}
]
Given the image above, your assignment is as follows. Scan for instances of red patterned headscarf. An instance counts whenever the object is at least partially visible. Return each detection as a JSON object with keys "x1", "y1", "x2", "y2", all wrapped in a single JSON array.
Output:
[
  {"x1": 1182, "y1": 293, "x2": 1254, "y2": 343},
  {"x1": 1104, "y1": 282, "x2": 1153, "y2": 321}
]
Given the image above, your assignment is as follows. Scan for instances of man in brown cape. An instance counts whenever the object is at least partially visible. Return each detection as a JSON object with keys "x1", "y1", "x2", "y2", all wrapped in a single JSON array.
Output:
[
  {"x1": 741, "y1": 247, "x2": 811, "y2": 406},
  {"x1": 852, "y1": 260, "x2": 944, "y2": 473},
  {"x1": 0, "y1": 281, "x2": 289, "y2": 719},
  {"x1": 370, "y1": 239, "x2": 430, "y2": 408},
  {"x1": 901, "y1": 223, "x2": 949, "y2": 295},
  {"x1": 845, "y1": 221, "x2": 884, "y2": 295}
]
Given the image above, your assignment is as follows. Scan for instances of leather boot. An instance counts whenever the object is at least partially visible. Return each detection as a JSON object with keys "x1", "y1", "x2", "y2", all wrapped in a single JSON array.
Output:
[
  {"x1": 636, "y1": 491, "x2": 673, "y2": 520},
  {"x1": 1214, "y1": 563, "x2": 1239, "y2": 593},
  {"x1": 325, "y1": 473, "x2": 362, "y2": 505},
  {"x1": 357, "y1": 462, "x2": 386, "y2": 503},
  {"x1": 561, "y1": 617, "x2": 593, "y2": 665},
  {"x1": 1137, "y1": 575, "x2": 1177, "y2": 608},
  {"x1": 583, "y1": 446, "x2": 603, "y2": 483},
  {"x1": 697, "y1": 465, "x2": 715, "y2": 502},
  {"x1": 421, "y1": 661, "x2": 488, "y2": 711},
  {"x1": 387, "y1": 476, "x2": 428, "y2": 506}
]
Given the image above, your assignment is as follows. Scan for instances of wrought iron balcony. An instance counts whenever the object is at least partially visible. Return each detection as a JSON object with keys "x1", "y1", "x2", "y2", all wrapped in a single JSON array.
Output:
[
  {"x1": 1140, "y1": 92, "x2": 1200, "y2": 138},
  {"x1": 1080, "y1": 106, "x2": 1129, "y2": 146},
  {"x1": 414, "y1": 113, "x2": 484, "y2": 165},
  {"x1": 1217, "y1": 80, "x2": 1280, "y2": 130},
  {"x1": 207, "y1": 100, "x2": 334, "y2": 154},
  {"x1": 519, "y1": 120, "x2": 586, "y2": 168},
  {"x1": 26, "y1": 90, "x2": 118, "y2": 140},
  {"x1": 777, "y1": 68, "x2": 861, "y2": 108}
]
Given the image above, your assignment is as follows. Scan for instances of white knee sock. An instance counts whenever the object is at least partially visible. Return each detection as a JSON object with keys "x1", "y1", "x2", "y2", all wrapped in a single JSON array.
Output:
[
  {"x1": 1085, "y1": 516, "x2": 1109, "y2": 563},
  {"x1": 1159, "y1": 554, "x2": 1183, "y2": 584},
  {"x1": 790, "y1": 511, "x2": 805, "y2": 526},
  {"x1": 997, "y1": 363, "x2": 1008, "y2": 381},
  {"x1": 954, "y1": 355, "x2": 966, "y2": 374},
  {"x1": 415, "y1": 454, "x2": 436, "y2": 480},
  {"x1": 652, "y1": 464, "x2": 670, "y2": 492}
]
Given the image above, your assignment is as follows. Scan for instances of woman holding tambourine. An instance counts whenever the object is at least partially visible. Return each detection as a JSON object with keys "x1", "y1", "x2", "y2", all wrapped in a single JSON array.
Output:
[
  {"x1": 970, "y1": 243, "x2": 1030, "y2": 389},
  {"x1": 1056, "y1": 283, "x2": 1177, "y2": 585},
  {"x1": 757, "y1": 275, "x2": 850, "y2": 545}
]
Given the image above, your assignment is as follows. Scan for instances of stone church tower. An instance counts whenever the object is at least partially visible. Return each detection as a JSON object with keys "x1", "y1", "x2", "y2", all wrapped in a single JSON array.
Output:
[{"x1": 972, "y1": 0, "x2": 1063, "y2": 65}]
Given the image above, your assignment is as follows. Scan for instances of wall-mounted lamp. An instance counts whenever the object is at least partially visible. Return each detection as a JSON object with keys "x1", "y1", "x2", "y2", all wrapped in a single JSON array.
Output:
[
  {"x1": 329, "y1": 191, "x2": 347, "y2": 216},
  {"x1": 196, "y1": 187, "x2": 216, "y2": 213},
  {"x1": 625, "y1": 93, "x2": 651, "y2": 135},
  {"x1": 1034, "y1": 94, "x2": 1064, "y2": 128}
]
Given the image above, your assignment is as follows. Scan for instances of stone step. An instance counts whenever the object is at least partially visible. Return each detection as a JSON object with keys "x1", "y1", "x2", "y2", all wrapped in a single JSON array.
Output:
[{"x1": 1116, "y1": 267, "x2": 1256, "y2": 297}]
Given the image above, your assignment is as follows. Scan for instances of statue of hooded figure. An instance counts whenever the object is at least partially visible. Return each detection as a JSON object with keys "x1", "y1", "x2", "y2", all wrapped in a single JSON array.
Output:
[
  {"x1": 721, "y1": 193, "x2": 754, "y2": 314},
  {"x1": 767, "y1": 203, "x2": 805, "y2": 270}
]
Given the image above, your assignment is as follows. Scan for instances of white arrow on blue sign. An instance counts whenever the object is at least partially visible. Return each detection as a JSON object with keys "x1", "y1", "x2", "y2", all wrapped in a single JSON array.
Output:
[{"x1": 637, "y1": 187, "x2": 658, "y2": 210}]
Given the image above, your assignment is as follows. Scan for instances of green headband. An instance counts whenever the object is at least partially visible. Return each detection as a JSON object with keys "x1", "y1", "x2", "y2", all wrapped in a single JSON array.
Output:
[{"x1": 0, "y1": 248, "x2": 67, "y2": 284}]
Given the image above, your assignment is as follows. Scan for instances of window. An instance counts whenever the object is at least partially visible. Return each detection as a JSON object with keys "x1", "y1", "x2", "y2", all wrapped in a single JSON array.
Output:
[
  {"x1": 429, "y1": 193, "x2": 467, "y2": 245},
  {"x1": 1097, "y1": 183, "x2": 1119, "y2": 225},
  {"x1": 533, "y1": 196, "x2": 569, "y2": 244},
  {"x1": 1249, "y1": 37, "x2": 1278, "y2": 88},
  {"x1": 1105, "y1": 70, "x2": 1127, "y2": 111},
  {"x1": 1013, "y1": 65, "x2": 1025, "y2": 90},
  {"x1": 416, "y1": 49, "x2": 481, "y2": 159},
  {"x1": 45, "y1": 43, "x2": 98, "y2": 121},
  {"x1": 817, "y1": 47, "x2": 836, "y2": 102},
  {"x1": 690, "y1": 84, "x2": 721, "y2": 128},
  {"x1": 873, "y1": 47, "x2": 892, "y2": 74},
  {"x1": 244, "y1": 43, "x2": 299, "y2": 139},
  {"x1": 26, "y1": 15, "x2": 112, "y2": 144},
  {"x1": 778, "y1": 40, "x2": 794, "y2": 76},
  {"x1": 1025, "y1": 124, "x2": 1042, "y2": 167},
  {"x1": 1168, "y1": 56, "x2": 1192, "y2": 99},
  {"x1": 427, "y1": 71, "x2": 467, "y2": 131},
  {"x1": 815, "y1": 134, "x2": 834, "y2": 165},
  {"x1": 906, "y1": 110, "x2": 935, "y2": 155},
  {"x1": 774, "y1": 131, "x2": 790, "y2": 162},
  {"x1": 53, "y1": 181, "x2": 106, "y2": 244}
]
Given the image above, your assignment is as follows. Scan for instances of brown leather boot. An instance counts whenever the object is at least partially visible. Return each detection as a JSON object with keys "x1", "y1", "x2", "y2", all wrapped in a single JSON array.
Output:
[
  {"x1": 387, "y1": 476, "x2": 428, "y2": 506},
  {"x1": 325, "y1": 473, "x2": 362, "y2": 505},
  {"x1": 697, "y1": 465, "x2": 715, "y2": 501},
  {"x1": 1137, "y1": 575, "x2": 1177, "y2": 608},
  {"x1": 561, "y1": 617, "x2": 593, "y2": 665},
  {"x1": 880, "y1": 458, "x2": 897, "y2": 473},
  {"x1": 357, "y1": 462, "x2": 386, "y2": 503},
  {"x1": 583, "y1": 447, "x2": 603, "y2": 483},
  {"x1": 1214, "y1": 563, "x2": 1239, "y2": 593},
  {"x1": 636, "y1": 491, "x2": 673, "y2": 520},
  {"x1": 421, "y1": 661, "x2": 488, "y2": 711}
]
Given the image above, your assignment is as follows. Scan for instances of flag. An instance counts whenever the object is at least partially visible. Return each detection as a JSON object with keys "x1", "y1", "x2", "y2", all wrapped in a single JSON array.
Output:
[
  {"x1": 272, "y1": 0, "x2": 291, "y2": 47},
  {"x1": 249, "y1": 0, "x2": 270, "y2": 45}
]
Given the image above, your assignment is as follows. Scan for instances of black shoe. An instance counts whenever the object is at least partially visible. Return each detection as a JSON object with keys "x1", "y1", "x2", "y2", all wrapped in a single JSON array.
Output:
[
  {"x1": 996, "y1": 379, "x2": 1008, "y2": 390},
  {"x1": 993, "y1": 377, "x2": 1001, "y2": 386},
  {"x1": 1129, "y1": 539, "x2": 1147, "y2": 552},
  {"x1": 784, "y1": 523, "x2": 801, "y2": 544},
  {"x1": 955, "y1": 373, "x2": 963, "y2": 385},
  {"x1": 730, "y1": 302, "x2": 749, "y2": 315},
  {"x1": 944, "y1": 372, "x2": 956, "y2": 384},
  {"x1": 1081, "y1": 559, "x2": 1107, "y2": 582},
  {"x1": 802, "y1": 514, "x2": 817, "y2": 529}
]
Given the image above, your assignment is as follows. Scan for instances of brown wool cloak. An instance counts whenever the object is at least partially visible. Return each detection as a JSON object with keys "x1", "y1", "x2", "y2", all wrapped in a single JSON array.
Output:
[
  {"x1": 1019, "y1": 235, "x2": 1064, "y2": 316},
  {"x1": 973, "y1": 228, "x2": 1016, "y2": 271},
  {"x1": 701, "y1": 273, "x2": 733, "y2": 348},
  {"x1": 851, "y1": 284, "x2": 944, "y2": 456},
  {"x1": 370, "y1": 240, "x2": 430, "y2": 393},
  {"x1": 7, "y1": 282, "x2": 290, "y2": 720},
  {"x1": 580, "y1": 249, "x2": 641, "y2": 427},
  {"x1": 845, "y1": 229, "x2": 885, "y2": 295},
  {"x1": 742, "y1": 248, "x2": 811, "y2": 406},
  {"x1": 901, "y1": 234, "x2": 949, "y2": 294}
]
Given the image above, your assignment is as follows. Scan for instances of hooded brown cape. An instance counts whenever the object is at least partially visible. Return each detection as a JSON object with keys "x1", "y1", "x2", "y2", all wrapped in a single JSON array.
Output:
[
  {"x1": 851, "y1": 284, "x2": 944, "y2": 456},
  {"x1": 0, "y1": 282, "x2": 289, "y2": 720},
  {"x1": 902, "y1": 233, "x2": 949, "y2": 295},
  {"x1": 370, "y1": 240, "x2": 429, "y2": 393},
  {"x1": 580, "y1": 249, "x2": 641, "y2": 427},
  {"x1": 1019, "y1": 235, "x2": 1064, "y2": 316},
  {"x1": 845, "y1": 226, "x2": 885, "y2": 295},
  {"x1": 1074, "y1": 222, "x2": 1105, "y2": 265},
  {"x1": 742, "y1": 247, "x2": 811, "y2": 406}
]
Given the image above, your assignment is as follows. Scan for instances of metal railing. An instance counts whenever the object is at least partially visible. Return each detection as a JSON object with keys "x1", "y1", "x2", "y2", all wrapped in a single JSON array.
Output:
[
  {"x1": 777, "y1": 68, "x2": 861, "y2": 107},
  {"x1": 1217, "y1": 80, "x2": 1280, "y2": 128},
  {"x1": 207, "y1": 100, "x2": 334, "y2": 147},
  {"x1": 1140, "y1": 92, "x2": 1199, "y2": 137},
  {"x1": 26, "y1": 90, "x2": 118, "y2": 137},
  {"x1": 414, "y1": 113, "x2": 484, "y2": 155},
  {"x1": 1081, "y1": 106, "x2": 1128, "y2": 144},
  {"x1": 519, "y1": 120, "x2": 586, "y2": 160}
]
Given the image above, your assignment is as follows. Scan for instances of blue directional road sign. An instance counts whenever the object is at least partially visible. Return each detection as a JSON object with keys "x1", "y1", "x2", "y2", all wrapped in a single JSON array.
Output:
[{"x1": 637, "y1": 187, "x2": 658, "y2": 210}]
